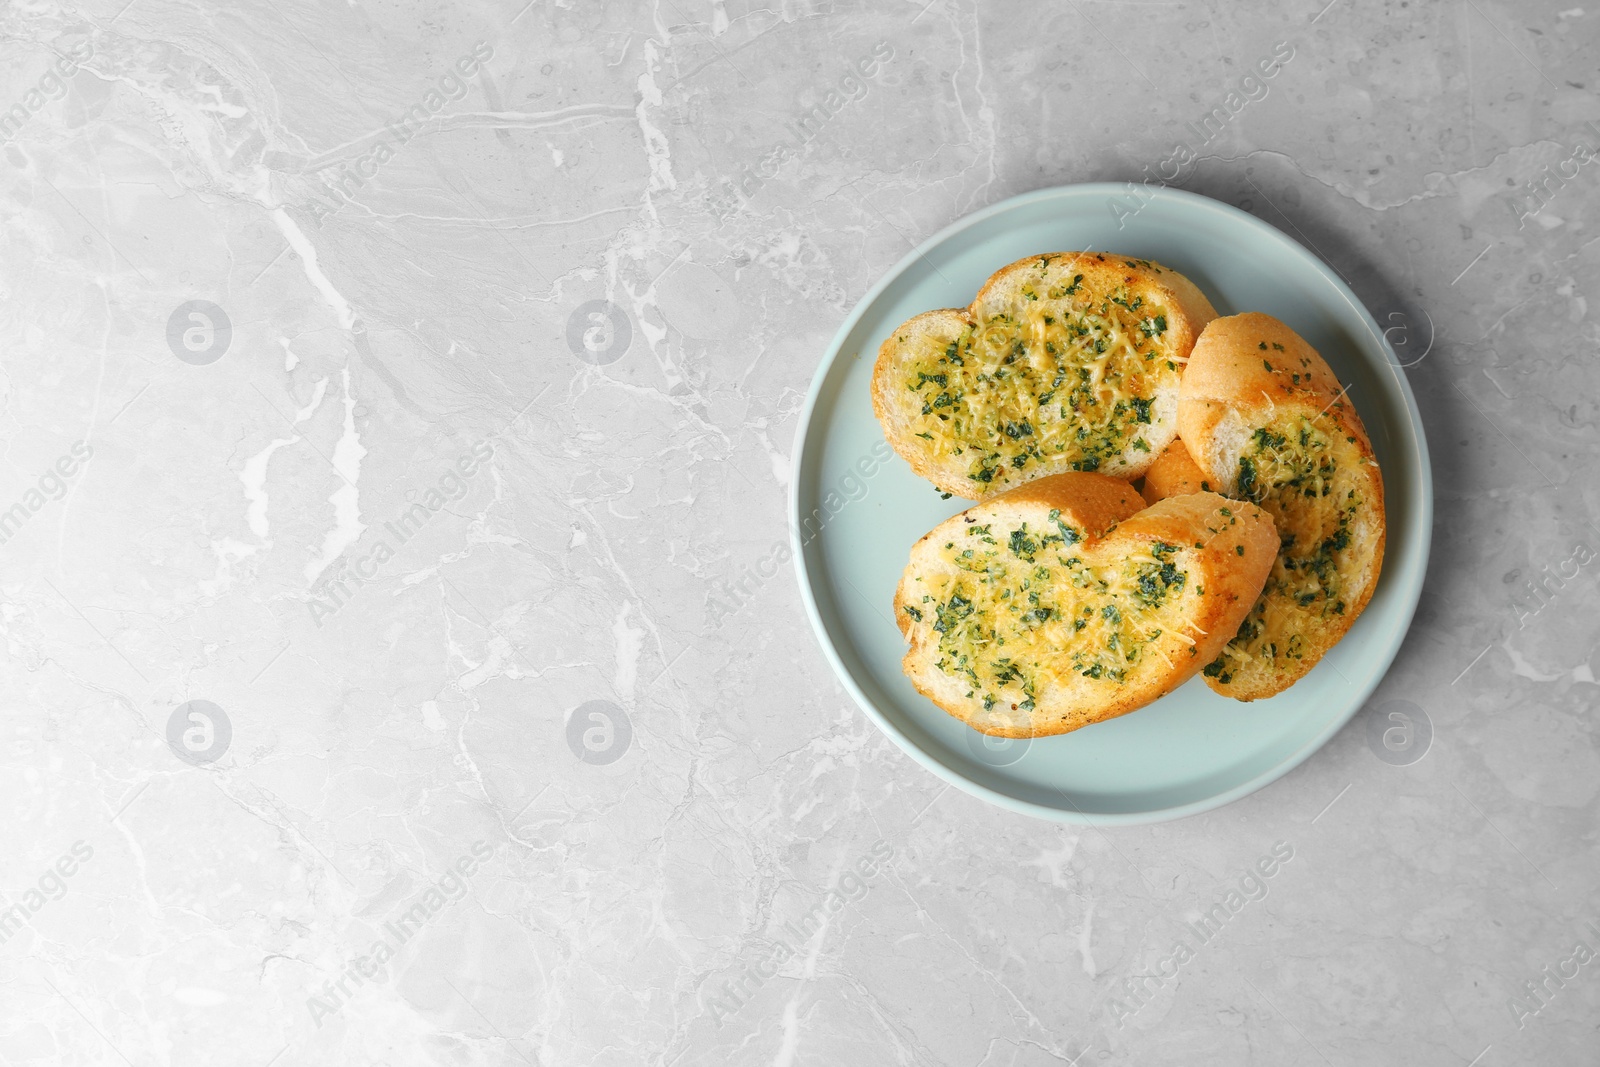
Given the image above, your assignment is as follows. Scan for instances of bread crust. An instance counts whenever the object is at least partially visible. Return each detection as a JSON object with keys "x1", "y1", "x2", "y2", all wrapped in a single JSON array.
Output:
[
  {"x1": 893, "y1": 472, "x2": 1277, "y2": 737},
  {"x1": 1176, "y1": 312, "x2": 1386, "y2": 701},
  {"x1": 1140, "y1": 437, "x2": 1213, "y2": 506},
  {"x1": 872, "y1": 253, "x2": 1218, "y2": 499}
]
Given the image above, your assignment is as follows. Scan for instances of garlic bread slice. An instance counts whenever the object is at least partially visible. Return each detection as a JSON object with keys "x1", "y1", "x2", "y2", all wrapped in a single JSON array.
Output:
[
  {"x1": 894, "y1": 472, "x2": 1277, "y2": 738},
  {"x1": 872, "y1": 253, "x2": 1217, "y2": 499},
  {"x1": 1177, "y1": 312, "x2": 1387, "y2": 701}
]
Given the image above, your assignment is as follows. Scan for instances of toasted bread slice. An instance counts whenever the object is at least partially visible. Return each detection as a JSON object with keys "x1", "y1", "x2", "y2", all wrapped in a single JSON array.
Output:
[
  {"x1": 894, "y1": 472, "x2": 1277, "y2": 737},
  {"x1": 1176, "y1": 313, "x2": 1386, "y2": 701},
  {"x1": 872, "y1": 253, "x2": 1218, "y2": 499},
  {"x1": 1140, "y1": 437, "x2": 1214, "y2": 506}
]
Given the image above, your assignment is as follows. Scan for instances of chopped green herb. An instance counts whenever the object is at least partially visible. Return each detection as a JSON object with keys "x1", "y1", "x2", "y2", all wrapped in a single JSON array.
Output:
[
  {"x1": 1139, "y1": 314, "x2": 1168, "y2": 338},
  {"x1": 1237, "y1": 455, "x2": 1259, "y2": 502}
]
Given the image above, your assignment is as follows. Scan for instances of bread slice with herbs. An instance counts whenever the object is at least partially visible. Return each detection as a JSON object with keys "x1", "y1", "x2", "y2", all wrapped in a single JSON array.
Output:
[
  {"x1": 1176, "y1": 312, "x2": 1386, "y2": 701},
  {"x1": 894, "y1": 471, "x2": 1277, "y2": 738},
  {"x1": 872, "y1": 253, "x2": 1218, "y2": 499}
]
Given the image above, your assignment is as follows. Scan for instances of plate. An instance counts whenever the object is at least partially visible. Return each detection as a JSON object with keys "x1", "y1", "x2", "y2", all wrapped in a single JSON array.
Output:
[{"x1": 789, "y1": 183, "x2": 1432, "y2": 824}]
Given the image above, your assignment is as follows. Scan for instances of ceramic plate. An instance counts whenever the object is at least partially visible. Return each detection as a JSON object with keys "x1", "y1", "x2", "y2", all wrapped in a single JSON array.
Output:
[{"x1": 790, "y1": 183, "x2": 1432, "y2": 824}]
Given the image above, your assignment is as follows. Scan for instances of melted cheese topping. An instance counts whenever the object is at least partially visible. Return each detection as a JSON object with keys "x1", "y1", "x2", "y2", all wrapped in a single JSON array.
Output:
[
  {"x1": 1205, "y1": 411, "x2": 1371, "y2": 686},
  {"x1": 899, "y1": 257, "x2": 1183, "y2": 489},
  {"x1": 901, "y1": 510, "x2": 1198, "y2": 715}
]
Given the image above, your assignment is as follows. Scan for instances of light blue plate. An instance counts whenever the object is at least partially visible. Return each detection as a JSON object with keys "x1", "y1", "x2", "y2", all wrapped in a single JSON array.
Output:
[{"x1": 790, "y1": 183, "x2": 1432, "y2": 824}]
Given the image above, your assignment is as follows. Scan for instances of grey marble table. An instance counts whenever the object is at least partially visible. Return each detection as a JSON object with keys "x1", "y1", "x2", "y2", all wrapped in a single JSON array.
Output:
[{"x1": 2, "y1": 0, "x2": 1597, "y2": 1064}]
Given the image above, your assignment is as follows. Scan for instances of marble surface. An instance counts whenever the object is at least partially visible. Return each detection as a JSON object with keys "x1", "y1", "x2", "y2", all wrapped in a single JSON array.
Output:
[{"x1": 2, "y1": 0, "x2": 1598, "y2": 1063}]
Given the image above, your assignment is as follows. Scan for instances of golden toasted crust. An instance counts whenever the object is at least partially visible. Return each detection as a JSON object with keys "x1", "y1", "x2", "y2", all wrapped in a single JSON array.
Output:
[
  {"x1": 1178, "y1": 313, "x2": 1344, "y2": 410},
  {"x1": 954, "y1": 468, "x2": 1148, "y2": 536},
  {"x1": 969, "y1": 253, "x2": 1219, "y2": 333},
  {"x1": 1177, "y1": 313, "x2": 1386, "y2": 701},
  {"x1": 872, "y1": 253, "x2": 1218, "y2": 499},
  {"x1": 893, "y1": 472, "x2": 1277, "y2": 737},
  {"x1": 1140, "y1": 438, "x2": 1213, "y2": 505}
]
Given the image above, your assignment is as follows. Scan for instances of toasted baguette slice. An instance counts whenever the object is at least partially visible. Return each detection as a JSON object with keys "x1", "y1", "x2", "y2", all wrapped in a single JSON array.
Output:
[
  {"x1": 894, "y1": 472, "x2": 1277, "y2": 737},
  {"x1": 1140, "y1": 437, "x2": 1214, "y2": 506},
  {"x1": 1176, "y1": 312, "x2": 1386, "y2": 701},
  {"x1": 872, "y1": 253, "x2": 1217, "y2": 499}
]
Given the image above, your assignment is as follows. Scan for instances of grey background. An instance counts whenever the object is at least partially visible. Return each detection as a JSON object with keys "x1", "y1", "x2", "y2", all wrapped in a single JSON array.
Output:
[{"x1": 1, "y1": 0, "x2": 1596, "y2": 1064}]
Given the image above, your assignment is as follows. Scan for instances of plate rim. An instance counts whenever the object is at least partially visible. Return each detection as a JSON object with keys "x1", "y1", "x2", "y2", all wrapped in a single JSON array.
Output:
[{"x1": 788, "y1": 181, "x2": 1434, "y2": 825}]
